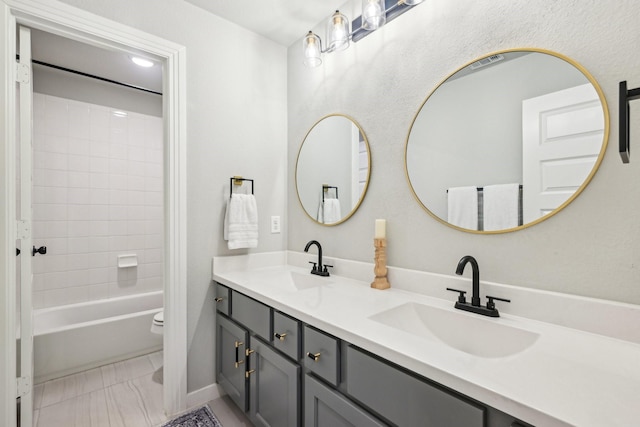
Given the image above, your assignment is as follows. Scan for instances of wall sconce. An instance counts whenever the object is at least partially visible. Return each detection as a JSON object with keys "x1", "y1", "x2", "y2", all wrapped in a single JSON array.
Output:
[
  {"x1": 303, "y1": 0, "x2": 424, "y2": 67},
  {"x1": 620, "y1": 81, "x2": 640, "y2": 163}
]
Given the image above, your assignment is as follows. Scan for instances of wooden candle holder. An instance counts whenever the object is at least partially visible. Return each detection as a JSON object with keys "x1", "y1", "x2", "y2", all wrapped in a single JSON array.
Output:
[{"x1": 371, "y1": 238, "x2": 390, "y2": 290}]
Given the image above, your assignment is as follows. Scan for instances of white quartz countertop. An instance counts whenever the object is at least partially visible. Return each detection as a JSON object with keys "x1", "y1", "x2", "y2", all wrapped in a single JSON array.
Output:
[{"x1": 212, "y1": 253, "x2": 640, "y2": 427}]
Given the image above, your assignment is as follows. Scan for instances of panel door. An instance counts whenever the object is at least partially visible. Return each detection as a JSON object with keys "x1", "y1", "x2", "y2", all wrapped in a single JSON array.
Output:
[
  {"x1": 249, "y1": 336, "x2": 300, "y2": 427},
  {"x1": 216, "y1": 314, "x2": 249, "y2": 411},
  {"x1": 304, "y1": 374, "x2": 385, "y2": 427},
  {"x1": 522, "y1": 83, "x2": 604, "y2": 223}
]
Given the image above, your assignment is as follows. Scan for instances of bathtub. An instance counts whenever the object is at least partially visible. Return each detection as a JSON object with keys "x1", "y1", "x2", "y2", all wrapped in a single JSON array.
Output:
[{"x1": 33, "y1": 291, "x2": 163, "y2": 383}]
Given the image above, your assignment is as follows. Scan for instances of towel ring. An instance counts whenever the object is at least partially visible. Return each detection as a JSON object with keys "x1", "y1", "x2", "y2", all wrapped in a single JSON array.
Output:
[{"x1": 230, "y1": 177, "x2": 254, "y2": 198}]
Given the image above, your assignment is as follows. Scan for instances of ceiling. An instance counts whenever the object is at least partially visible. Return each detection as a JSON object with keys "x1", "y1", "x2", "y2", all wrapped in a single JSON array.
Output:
[
  {"x1": 184, "y1": 0, "x2": 348, "y2": 47},
  {"x1": 29, "y1": 2, "x2": 345, "y2": 93}
]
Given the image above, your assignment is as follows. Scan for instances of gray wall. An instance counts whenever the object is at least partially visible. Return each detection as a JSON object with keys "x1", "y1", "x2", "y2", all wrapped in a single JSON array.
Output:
[
  {"x1": 288, "y1": 0, "x2": 640, "y2": 305},
  {"x1": 55, "y1": 0, "x2": 288, "y2": 392}
]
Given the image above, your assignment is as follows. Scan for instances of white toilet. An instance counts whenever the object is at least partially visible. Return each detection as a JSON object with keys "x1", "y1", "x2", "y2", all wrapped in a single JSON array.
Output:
[{"x1": 151, "y1": 310, "x2": 163, "y2": 335}]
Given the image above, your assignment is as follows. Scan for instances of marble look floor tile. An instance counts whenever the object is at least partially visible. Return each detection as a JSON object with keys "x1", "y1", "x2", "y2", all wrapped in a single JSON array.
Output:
[
  {"x1": 40, "y1": 367, "x2": 105, "y2": 408},
  {"x1": 36, "y1": 389, "x2": 110, "y2": 427},
  {"x1": 101, "y1": 354, "x2": 155, "y2": 387},
  {"x1": 105, "y1": 373, "x2": 166, "y2": 427},
  {"x1": 207, "y1": 395, "x2": 254, "y2": 427}
]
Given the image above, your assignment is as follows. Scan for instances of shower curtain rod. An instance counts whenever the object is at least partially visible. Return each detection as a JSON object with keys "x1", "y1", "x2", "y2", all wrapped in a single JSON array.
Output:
[{"x1": 17, "y1": 55, "x2": 163, "y2": 96}]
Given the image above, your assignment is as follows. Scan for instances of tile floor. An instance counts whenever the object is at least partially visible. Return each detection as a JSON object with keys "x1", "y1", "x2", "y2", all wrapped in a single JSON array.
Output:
[{"x1": 33, "y1": 352, "x2": 253, "y2": 427}]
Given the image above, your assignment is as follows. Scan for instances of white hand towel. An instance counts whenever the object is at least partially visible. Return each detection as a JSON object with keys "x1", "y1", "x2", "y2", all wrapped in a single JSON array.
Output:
[
  {"x1": 448, "y1": 186, "x2": 478, "y2": 230},
  {"x1": 322, "y1": 199, "x2": 342, "y2": 224},
  {"x1": 224, "y1": 194, "x2": 258, "y2": 249},
  {"x1": 483, "y1": 183, "x2": 519, "y2": 231}
]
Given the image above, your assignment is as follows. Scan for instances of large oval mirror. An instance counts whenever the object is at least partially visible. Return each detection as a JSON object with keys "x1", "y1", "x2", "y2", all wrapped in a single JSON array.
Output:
[
  {"x1": 405, "y1": 48, "x2": 609, "y2": 233},
  {"x1": 296, "y1": 114, "x2": 371, "y2": 225}
]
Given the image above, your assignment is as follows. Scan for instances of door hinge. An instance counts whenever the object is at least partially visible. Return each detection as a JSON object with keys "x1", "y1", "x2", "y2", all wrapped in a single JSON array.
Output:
[
  {"x1": 16, "y1": 220, "x2": 30, "y2": 240},
  {"x1": 16, "y1": 63, "x2": 30, "y2": 84},
  {"x1": 17, "y1": 376, "x2": 31, "y2": 397}
]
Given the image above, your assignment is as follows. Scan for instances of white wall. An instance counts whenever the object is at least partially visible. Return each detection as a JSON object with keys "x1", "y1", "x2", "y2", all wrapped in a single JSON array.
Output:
[
  {"x1": 53, "y1": 0, "x2": 288, "y2": 392},
  {"x1": 31, "y1": 93, "x2": 164, "y2": 309},
  {"x1": 288, "y1": 0, "x2": 640, "y2": 305}
]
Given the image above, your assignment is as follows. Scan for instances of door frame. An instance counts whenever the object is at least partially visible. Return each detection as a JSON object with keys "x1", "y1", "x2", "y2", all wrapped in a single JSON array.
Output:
[{"x1": 0, "y1": 0, "x2": 188, "y2": 424}]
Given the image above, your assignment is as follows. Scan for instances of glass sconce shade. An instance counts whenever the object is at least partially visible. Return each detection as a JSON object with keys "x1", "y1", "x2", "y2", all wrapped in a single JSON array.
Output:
[
  {"x1": 362, "y1": 0, "x2": 386, "y2": 30},
  {"x1": 303, "y1": 31, "x2": 322, "y2": 67},
  {"x1": 326, "y1": 10, "x2": 350, "y2": 52},
  {"x1": 403, "y1": 0, "x2": 424, "y2": 5}
]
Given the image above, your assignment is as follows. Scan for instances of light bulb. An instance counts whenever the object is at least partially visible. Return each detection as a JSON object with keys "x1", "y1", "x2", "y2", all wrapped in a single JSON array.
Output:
[
  {"x1": 362, "y1": 0, "x2": 386, "y2": 31},
  {"x1": 327, "y1": 10, "x2": 350, "y2": 52},
  {"x1": 303, "y1": 31, "x2": 322, "y2": 67}
]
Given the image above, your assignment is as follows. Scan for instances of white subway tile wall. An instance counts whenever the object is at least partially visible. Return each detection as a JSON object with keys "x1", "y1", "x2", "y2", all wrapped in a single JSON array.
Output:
[{"x1": 32, "y1": 93, "x2": 163, "y2": 309}]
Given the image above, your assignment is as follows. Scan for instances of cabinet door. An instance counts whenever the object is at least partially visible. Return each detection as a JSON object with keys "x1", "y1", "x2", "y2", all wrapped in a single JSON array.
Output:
[
  {"x1": 217, "y1": 314, "x2": 249, "y2": 411},
  {"x1": 305, "y1": 375, "x2": 385, "y2": 427},
  {"x1": 249, "y1": 337, "x2": 300, "y2": 427}
]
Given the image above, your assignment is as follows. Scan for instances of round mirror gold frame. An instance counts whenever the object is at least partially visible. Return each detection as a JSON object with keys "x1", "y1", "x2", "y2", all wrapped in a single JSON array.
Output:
[
  {"x1": 295, "y1": 114, "x2": 371, "y2": 226},
  {"x1": 405, "y1": 48, "x2": 610, "y2": 234}
]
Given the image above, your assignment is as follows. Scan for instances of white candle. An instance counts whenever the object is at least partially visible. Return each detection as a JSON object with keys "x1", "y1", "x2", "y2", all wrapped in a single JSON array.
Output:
[{"x1": 374, "y1": 219, "x2": 386, "y2": 239}]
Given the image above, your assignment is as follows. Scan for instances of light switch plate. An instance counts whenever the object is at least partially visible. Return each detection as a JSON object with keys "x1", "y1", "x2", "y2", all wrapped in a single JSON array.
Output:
[{"x1": 271, "y1": 216, "x2": 281, "y2": 234}]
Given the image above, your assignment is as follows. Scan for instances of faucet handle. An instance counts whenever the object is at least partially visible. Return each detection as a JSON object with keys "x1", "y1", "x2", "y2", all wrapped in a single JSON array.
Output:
[
  {"x1": 322, "y1": 264, "x2": 333, "y2": 273},
  {"x1": 308, "y1": 261, "x2": 318, "y2": 272},
  {"x1": 486, "y1": 295, "x2": 511, "y2": 310},
  {"x1": 446, "y1": 287, "x2": 467, "y2": 304}
]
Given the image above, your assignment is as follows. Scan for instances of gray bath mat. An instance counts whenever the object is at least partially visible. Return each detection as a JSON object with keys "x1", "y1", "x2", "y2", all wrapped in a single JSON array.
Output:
[{"x1": 162, "y1": 405, "x2": 222, "y2": 427}]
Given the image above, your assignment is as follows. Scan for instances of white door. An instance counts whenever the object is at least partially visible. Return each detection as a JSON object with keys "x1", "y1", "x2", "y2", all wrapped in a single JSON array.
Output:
[
  {"x1": 522, "y1": 83, "x2": 604, "y2": 223},
  {"x1": 16, "y1": 25, "x2": 35, "y2": 427}
]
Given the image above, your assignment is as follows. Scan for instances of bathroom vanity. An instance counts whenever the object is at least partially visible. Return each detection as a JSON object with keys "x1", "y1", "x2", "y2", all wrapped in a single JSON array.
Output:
[{"x1": 212, "y1": 252, "x2": 640, "y2": 427}]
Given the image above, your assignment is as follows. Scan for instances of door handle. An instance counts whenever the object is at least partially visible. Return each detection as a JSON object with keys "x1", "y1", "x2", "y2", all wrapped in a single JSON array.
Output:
[{"x1": 32, "y1": 246, "x2": 47, "y2": 256}]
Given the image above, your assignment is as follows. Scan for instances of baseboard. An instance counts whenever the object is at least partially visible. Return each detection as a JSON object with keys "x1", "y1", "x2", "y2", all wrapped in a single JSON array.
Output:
[{"x1": 186, "y1": 383, "x2": 223, "y2": 408}]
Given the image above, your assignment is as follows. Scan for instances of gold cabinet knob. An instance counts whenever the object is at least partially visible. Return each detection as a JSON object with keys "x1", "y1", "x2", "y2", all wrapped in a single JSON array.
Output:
[
  {"x1": 306, "y1": 352, "x2": 321, "y2": 362},
  {"x1": 274, "y1": 332, "x2": 287, "y2": 341},
  {"x1": 214, "y1": 297, "x2": 224, "y2": 302}
]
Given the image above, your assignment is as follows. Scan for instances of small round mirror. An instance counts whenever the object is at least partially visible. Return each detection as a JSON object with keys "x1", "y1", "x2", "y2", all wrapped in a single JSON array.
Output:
[
  {"x1": 296, "y1": 114, "x2": 371, "y2": 225},
  {"x1": 405, "y1": 48, "x2": 609, "y2": 233}
]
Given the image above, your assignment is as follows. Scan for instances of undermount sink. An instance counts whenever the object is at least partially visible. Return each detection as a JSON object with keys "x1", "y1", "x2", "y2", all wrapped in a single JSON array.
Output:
[
  {"x1": 250, "y1": 270, "x2": 332, "y2": 291},
  {"x1": 369, "y1": 302, "x2": 539, "y2": 358}
]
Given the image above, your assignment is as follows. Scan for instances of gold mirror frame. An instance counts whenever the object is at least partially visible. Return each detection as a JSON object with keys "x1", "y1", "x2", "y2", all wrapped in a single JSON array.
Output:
[
  {"x1": 405, "y1": 48, "x2": 610, "y2": 234},
  {"x1": 295, "y1": 114, "x2": 372, "y2": 226}
]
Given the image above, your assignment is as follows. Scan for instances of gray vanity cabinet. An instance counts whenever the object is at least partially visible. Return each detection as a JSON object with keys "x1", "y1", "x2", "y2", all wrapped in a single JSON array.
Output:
[
  {"x1": 305, "y1": 374, "x2": 386, "y2": 427},
  {"x1": 216, "y1": 314, "x2": 249, "y2": 411},
  {"x1": 248, "y1": 336, "x2": 300, "y2": 427},
  {"x1": 215, "y1": 282, "x2": 534, "y2": 427},
  {"x1": 346, "y1": 345, "x2": 485, "y2": 427}
]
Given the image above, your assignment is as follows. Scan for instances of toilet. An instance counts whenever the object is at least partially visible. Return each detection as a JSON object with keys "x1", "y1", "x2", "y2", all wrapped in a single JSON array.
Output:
[{"x1": 151, "y1": 311, "x2": 163, "y2": 335}]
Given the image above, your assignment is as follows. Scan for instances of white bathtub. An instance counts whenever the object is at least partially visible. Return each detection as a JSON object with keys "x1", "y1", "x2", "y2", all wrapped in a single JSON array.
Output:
[{"x1": 33, "y1": 291, "x2": 163, "y2": 383}]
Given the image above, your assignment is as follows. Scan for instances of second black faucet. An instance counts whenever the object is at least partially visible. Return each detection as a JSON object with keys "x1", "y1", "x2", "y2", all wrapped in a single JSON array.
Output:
[{"x1": 447, "y1": 255, "x2": 510, "y2": 317}]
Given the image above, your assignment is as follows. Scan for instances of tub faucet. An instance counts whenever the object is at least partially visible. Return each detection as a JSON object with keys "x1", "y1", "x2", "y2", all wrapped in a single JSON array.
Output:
[
  {"x1": 447, "y1": 255, "x2": 511, "y2": 317},
  {"x1": 304, "y1": 240, "x2": 330, "y2": 277}
]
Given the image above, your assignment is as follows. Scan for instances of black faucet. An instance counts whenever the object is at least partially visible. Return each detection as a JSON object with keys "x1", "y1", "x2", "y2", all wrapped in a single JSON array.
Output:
[
  {"x1": 446, "y1": 255, "x2": 510, "y2": 317},
  {"x1": 304, "y1": 240, "x2": 331, "y2": 277}
]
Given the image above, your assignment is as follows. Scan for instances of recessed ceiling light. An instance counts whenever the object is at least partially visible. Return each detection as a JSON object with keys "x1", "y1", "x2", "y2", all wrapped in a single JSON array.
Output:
[{"x1": 131, "y1": 56, "x2": 154, "y2": 68}]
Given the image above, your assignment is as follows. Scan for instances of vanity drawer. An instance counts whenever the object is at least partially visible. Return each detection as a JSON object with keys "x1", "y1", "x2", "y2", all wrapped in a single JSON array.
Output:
[
  {"x1": 303, "y1": 325, "x2": 340, "y2": 386},
  {"x1": 231, "y1": 292, "x2": 271, "y2": 340},
  {"x1": 346, "y1": 345, "x2": 485, "y2": 427},
  {"x1": 273, "y1": 311, "x2": 300, "y2": 360},
  {"x1": 214, "y1": 283, "x2": 230, "y2": 315}
]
